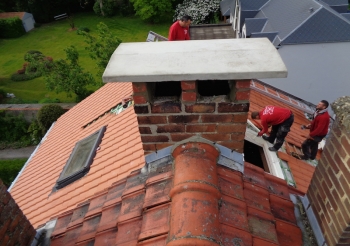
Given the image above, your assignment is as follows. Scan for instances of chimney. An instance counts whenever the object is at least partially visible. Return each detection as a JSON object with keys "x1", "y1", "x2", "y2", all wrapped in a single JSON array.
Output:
[
  {"x1": 306, "y1": 96, "x2": 350, "y2": 245},
  {"x1": 103, "y1": 39, "x2": 287, "y2": 155},
  {"x1": 0, "y1": 179, "x2": 36, "y2": 245}
]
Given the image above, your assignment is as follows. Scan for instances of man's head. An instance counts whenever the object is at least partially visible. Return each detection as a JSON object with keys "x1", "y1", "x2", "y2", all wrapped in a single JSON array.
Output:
[
  {"x1": 179, "y1": 15, "x2": 192, "y2": 28},
  {"x1": 251, "y1": 111, "x2": 260, "y2": 120},
  {"x1": 316, "y1": 100, "x2": 329, "y2": 111}
]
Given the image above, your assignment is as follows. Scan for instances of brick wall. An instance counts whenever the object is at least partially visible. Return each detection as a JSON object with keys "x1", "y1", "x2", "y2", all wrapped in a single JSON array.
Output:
[
  {"x1": 132, "y1": 80, "x2": 250, "y2": 155},
  {"x1": 0, "y1": 179, "x2": 36, "y2": 245},
  {"x1": 307, "y1": 96, "x2": 350, "y2": 245}
]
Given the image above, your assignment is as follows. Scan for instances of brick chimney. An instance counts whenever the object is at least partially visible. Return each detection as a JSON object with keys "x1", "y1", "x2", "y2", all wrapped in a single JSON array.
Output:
[
  {"x1": 306, "y1": 96, "x2": 350, "y2": 245},
  {"x1": 0, "y1": 179, "x2": 36, "y2": 245},
  {"x1": 103, "y1": 38, "x2": 287, "y2": 155}
]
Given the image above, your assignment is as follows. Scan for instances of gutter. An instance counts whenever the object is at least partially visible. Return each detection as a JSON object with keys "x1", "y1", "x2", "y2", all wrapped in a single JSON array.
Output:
[{"x1": 8, "y1": 122, "x2": 56, "y2": 192}]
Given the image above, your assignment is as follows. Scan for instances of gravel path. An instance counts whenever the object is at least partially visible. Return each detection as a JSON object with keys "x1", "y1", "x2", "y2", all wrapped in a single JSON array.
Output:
[{"x1": 0, "y1": 146, "x2": 37, "y2": 159}]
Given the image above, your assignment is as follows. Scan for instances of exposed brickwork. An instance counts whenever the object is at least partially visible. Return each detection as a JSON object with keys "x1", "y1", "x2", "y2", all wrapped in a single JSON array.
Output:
[
  {"x1": 0, "y1": 179, "x2": 36, "y2": 246},
  {"x1": 307, "y1": 118, "x2": 350, "y2": 245},
  {"x1": 132, "y1": 80, "x2": 251, "y2": 154}
]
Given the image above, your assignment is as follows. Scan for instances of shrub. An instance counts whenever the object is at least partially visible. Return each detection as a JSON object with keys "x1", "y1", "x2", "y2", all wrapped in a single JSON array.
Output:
[
  {"x1": 11, "y1": 71, "x2": 42, "y2": 81},
  {"x1": 77, "y1": 26, "x2": 90, "y2": 35},
  {"x1": 28, "y1": 119, "x2": 43, "y2": 145},
  {"x1": 0, "y1": 111, "x2": 30, "y2": 143},
  {"x1": 0, "y1": 159, "x2": 27, "y2": 188},
  {"x1": 24, "y1": 50, "x2": 43, "y2": 61},
  {"x1": 0, "y1": 17, "x2": 26, "y2": 38},
  {"x1": 174, "y1": 0, "x2": 221, "y2": 24},
  {"x1": 0, "y1": 89, "x2": 6, "y2": 103},
  {"x1": 37, "y1": 104, "x2": 65, "y2": 133}
]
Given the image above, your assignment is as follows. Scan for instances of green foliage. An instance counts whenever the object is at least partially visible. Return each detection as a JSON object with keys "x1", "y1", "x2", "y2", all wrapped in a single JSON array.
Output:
[
  {"x1": 130, "y1": 0, "x2": 174, "y2": 23},
  {"x1": 0, "y1": 111, "x2": 30, "y2": 143},
  {"x1": 0, "y1": 159, "x2": 27, "y2": 188},
  {"x1": 77, "y1": 26, "x2": 90, "y2": 35},
  {"x1": 38, "y1": 97, "x2": 61, "y2": 103},
  {"x1": 0, "y1": 89, "x2": 6, "y2": 103},
  {"x1": 43, "y1": 45, "x2": 96, "y2": 99},
  {"x1": 0, "y1": 17, "x2": 26, "y2": 38},
  {"x1": 93, "y1": 0, "x2": 116, "y2": 16},
  {"x1": 37, "y1": 104, "x2": 65, "y2": 133},
  {"x1": 28, "y1": 119, "x2": 43, "y2": 144},
  {"x1": 83, "y1": 22, "x2": 122, "y2": 76},
  {"x1": 24, "y1": 50, "x2": 43, "y2": 61},
  {"x1": 11, "y1": 71, "x2": 42, "y2": 81}
]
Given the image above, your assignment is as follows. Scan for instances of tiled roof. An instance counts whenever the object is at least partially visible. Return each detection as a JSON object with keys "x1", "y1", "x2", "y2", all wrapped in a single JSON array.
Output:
[
  {"x1": 9, "y1": 83, "x2": 145, "y2": 228},
  {"x1": 249, "y1": 81, "x2": 317, "y2": 193},
  {"x1": 0, "y1": 12, "x2": 25, "y2": 19},
  {"x1": 10, "y1": 80, "x2": 317, "y2": 231},
  {"x1": 49, "y1": 161, "x2": 303, "y2": 245}
]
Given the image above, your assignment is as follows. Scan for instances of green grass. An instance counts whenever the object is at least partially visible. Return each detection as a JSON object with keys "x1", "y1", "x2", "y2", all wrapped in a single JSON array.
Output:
[
  {"x1": 0, "y1": 12, "x2": 170, "y2": 103},
  {"x1": 0, "y1": 158, "x2": 27, "y2": 187}
]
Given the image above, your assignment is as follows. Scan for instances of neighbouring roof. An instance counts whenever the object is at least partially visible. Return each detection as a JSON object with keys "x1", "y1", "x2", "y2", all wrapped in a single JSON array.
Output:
[
  {"x1": 0, "y1": 12, "x2": 26, "y2": 20},
  {"x1": 243, "y1": 0, "x2": 350, "y2": 45},
  {"x1": 48, "y1": 161, "x2": 304, "y2": 245},
  {"x1": 190, "y1": 24, "x2": 235, "y2": 40}
]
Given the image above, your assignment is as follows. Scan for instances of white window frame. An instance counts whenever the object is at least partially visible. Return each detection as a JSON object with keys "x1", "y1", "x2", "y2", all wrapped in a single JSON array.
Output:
[{"x1": 244, "y1": 120, "x2": 284, "y2": 179}]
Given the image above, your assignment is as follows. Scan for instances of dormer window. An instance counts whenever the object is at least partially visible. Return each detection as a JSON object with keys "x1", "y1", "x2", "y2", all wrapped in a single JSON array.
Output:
[{"x1": 55, "y1": 126, "x2": 106, "y2": 190}]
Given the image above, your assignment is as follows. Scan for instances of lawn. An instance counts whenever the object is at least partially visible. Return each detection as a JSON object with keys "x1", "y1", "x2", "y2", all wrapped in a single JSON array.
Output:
[
  {"x1": 0, "y1": 158, "x2": 27, "y2": 187},
  {"x1": 0, "y1": 12, "x2": 171, "y2": 103}
]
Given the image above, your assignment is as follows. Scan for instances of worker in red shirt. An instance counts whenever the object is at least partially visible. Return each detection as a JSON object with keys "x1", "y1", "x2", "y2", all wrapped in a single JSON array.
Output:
[
  {"x1": 300, "y1": 100, "x2": 330, "y2": 160},
  {"x1": 251, "y1": 106, "x2": 294, "y2": 151},
  {"x1": 168, "y1": 15, "x2": 192, "y2": 41}
]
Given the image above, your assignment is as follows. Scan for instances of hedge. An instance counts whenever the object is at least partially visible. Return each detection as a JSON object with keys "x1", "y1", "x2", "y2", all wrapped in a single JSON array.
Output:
[
  {"x1": 0, "y1": 159, "x2": 27, "y2": 188},
  {"x1": 0, "y1": 17, "x2": 26, "y2": 38}
]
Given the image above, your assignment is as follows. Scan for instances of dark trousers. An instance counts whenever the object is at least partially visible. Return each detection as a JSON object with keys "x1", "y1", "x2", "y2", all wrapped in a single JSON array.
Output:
[
  {"x1": 302, "y1": 136, "x2": 325, "y2": 160},
  {"x1": 265, "y1": 114, "x2": 294, "y2": 150}
]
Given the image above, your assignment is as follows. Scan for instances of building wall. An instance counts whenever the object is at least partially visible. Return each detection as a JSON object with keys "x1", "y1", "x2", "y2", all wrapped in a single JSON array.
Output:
[
  {"x1": 0, "y1": 179, "x2": 36, "y2": 245},
  {"x1": 307, "y1": 97, "x2": 350, "y2": 245}
]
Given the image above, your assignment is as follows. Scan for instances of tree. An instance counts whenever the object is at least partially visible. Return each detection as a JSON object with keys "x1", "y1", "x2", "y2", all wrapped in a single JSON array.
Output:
[
  {"x1": 174, "y1": 0, "x2": 221, "y2": 24},
  {"x1": 37, "y1": 104, "x2": 65, "y2": 133},
  {"x1": 129, "y1": 0, "x2": 174, "y2": 23},
  {"x1": 83, "y1": 22, "x2": 121, "y2": 77},
  {"x1": 43, "y1": 46, "x2": 96, "y2": 101}
]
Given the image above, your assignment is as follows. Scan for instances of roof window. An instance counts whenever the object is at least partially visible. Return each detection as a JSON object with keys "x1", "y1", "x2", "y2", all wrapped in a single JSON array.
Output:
[{"x1": 55, "y1": 126, "x2": 106, "y2": 190}]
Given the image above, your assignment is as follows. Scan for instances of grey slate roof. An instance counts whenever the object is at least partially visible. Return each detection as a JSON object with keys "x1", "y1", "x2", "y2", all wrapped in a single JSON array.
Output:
[
  {"x1": 220, "y1": 0, "x2": 232, "y2": 16},
  {"x1": 240, "y1": 0, "x2": 269, "y2": 11},
  {"x1": 282, "y1": 8, "x2": 350, "y2": 44},
  {"x1": 241, "y1": 0, "x2": 350, "y2": 45},
  {"x1": 245, "y1": 18, "x2": 268, "y2": 36},
  {"x1": 251, "y1": 32, "x2": 278, "y2": 42},
  {"x1": 256, "y1": 0, "x2": 321, "y2": 40},
  {"x1": 341, "y1": 13, "x2": 350, "y2": 21}
]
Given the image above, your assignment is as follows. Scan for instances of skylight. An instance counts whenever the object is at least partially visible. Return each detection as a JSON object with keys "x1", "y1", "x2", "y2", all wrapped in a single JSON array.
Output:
[{"x1": 55, "y1": 126, "x2": 106, "y2": 190}]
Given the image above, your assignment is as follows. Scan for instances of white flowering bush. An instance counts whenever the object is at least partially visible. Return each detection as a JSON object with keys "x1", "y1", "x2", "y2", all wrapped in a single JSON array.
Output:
[{"x1": 174, "y1": 0, "x2": 221, "y2": 24}]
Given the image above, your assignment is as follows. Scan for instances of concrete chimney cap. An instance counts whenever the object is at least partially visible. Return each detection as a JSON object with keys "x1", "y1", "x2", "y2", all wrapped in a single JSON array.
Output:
[{"x1": 102, "y1": 38, "x2": 288, "y2": 83}]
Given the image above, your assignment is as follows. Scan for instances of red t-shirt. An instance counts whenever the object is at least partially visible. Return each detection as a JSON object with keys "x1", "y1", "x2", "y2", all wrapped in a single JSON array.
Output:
[
  {"x1": 168, "y1": 21, "x2": 190, "y2": 41},
  {"x1": 258, "y1": 106, "x2": 292, "y2": 136},
  {"x1": 309, "y1": 111, "x2": 330, "y2": 137}
]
